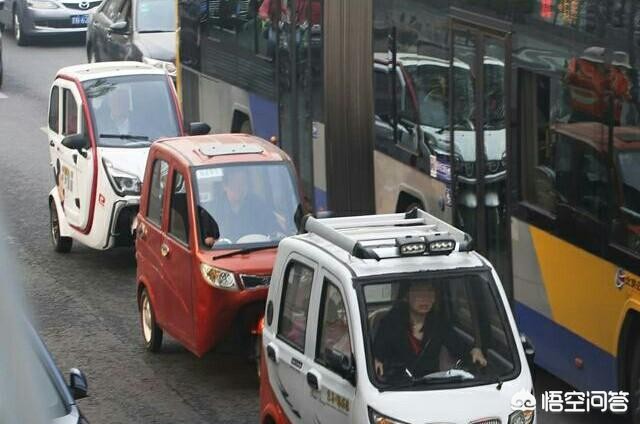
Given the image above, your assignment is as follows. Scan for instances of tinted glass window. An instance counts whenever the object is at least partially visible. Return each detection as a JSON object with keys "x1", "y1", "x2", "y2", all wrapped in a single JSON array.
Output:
[
  {"x1": 147, "y1": 160, "x2": 169, "y2": 226},
  {"x1": 49, "y1": 87, "x2": 59, "y2": 132},
  {"x1": 195, "y1": 162, "x2": 299, "y2": 249},
  {"x1": 83, "y1": 75, "x2": 180, "y2": 148},
  {"x1": 137, "y1": 0, "x2": 176, "y2": 32},
  {"x1": 576, "y1": 144, "x2": 609, "y2": 220},
  {"x1": 278, "y1": 261, "x2": 314, "y2": 352},
  {"x1": 363, "y1": 271, "x2": 517, "y2": 390},
  {"x1": 317, "y1": 281, "x2": 352, "y2": 366},
  {"x1": 169, "y1": 171, "x2": 190, "y2": 244},
  {"x1": 62, "y1": 89, "x2": 80, "y2": 136},
  {"x1": 169, "y1": 172, "x2": 189, "y2": 244}
]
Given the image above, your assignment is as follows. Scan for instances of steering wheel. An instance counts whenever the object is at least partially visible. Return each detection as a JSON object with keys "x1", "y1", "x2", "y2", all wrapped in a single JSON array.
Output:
[
  {"x1": 236, "y1": 234, "x2": 270, "y2": 244},
  {"x1": 215, "y1": 238, "x2": 233, "y2": 246}
]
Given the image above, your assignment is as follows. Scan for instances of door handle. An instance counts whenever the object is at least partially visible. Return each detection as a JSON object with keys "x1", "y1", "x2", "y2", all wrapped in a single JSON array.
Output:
[
  {"x1": 160, "y1": 243, "x2": 170, "y2": 257},
  {"x1": 72, "y1": 153, "x2": 78, "y2": 164},
  {"x1": 266, "y1": 344, "x2": 277, "y2": 362},
  {"x1": 49, "y1": 140, "x2": 54, "y2": 147},
  {"x1": 306, "y1": 371, "x2": 319, "y2": 390}
]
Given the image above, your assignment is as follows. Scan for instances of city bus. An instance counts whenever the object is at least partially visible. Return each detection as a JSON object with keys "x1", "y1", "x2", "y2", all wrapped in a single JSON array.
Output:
[{"x1": 177, "y1": 0, "x2": 640, "y2": 420}]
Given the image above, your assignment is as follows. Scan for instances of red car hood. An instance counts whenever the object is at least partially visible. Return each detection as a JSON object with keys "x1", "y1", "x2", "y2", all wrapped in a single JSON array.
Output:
[{"x1": 208, "y1": 247, "x2": 278, "y2": 276}]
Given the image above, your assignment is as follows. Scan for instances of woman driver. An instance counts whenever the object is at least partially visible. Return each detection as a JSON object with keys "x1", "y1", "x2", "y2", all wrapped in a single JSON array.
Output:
[{"x1": 373, "y1": 281, "x2": 487, "y2": 382}]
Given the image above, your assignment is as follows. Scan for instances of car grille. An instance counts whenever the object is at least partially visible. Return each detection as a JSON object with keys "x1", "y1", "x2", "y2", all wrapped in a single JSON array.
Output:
[
  {"x1": 62, "y1": 1, "x2": 102, "y2": 10},
  {"x1": 469, "y1": 419, "x2": 501, "y2": 424},
  {"x1": 240, "y1": 274, "x2": 271, "y2": 289}
]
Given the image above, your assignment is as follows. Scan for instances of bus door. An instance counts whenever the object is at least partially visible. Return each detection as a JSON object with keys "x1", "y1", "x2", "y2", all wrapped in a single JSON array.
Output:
[{"x1": 449, "y1": 13, "x2": 512, "y2": 295}]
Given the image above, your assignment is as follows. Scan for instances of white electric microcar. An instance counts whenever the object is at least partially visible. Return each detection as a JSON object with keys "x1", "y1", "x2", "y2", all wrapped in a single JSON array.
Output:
[
  {"x1": 46, "y1": 61, "x2": 209, "y2": 252},
  {"x1": 261, "y1": 209, "x2": 536, "y2": 424}
]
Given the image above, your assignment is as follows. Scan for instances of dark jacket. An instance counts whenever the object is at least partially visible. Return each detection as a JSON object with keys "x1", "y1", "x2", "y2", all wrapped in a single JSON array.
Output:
[{"x1": 373, "y1": 303, "x2": 464, "y2": 380}]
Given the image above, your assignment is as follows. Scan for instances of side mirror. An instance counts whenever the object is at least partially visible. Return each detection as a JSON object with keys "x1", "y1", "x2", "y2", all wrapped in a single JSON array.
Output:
[
  {"x1": 520, "y1": 333, "x2": 536, "y2": 378},
  {"x1": 109, "y1": 20, "x2": 129, "y2": 34},
  {"x1": 325, "y1": 348, "x2": 356, "y2": 385},
  {"x1": 61, "y1": 134, "x2": 89, "y2": 151},
  {"x1": 69, "y1": 368, "x2": 88, "y2": 400},
  {"x1": 188, "y1": 122, "x2": 211, "y2": 136}
]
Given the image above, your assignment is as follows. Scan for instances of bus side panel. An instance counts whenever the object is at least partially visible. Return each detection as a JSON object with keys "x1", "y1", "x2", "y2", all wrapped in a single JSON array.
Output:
[
  {"x1": 248, "y1": 93, "x2": 278, "y2": 141},
  {"x1": 373, "y1": 150, "x2": 449, "y2": 221},
  {"x1": 512, "y1": 218, "x2": 624, "y2": 391}
]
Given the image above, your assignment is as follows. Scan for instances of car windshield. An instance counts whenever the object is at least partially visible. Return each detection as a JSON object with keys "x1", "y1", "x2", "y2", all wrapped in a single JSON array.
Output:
[
  {"x1": 360, "y1": 270, "x2": 518, "y2": 390},
  {"x1": 137, "y1": 0, "x2": 176, "y2": 33},
  {"x1": 617, "y1": 150, "x2": 640, "y2": 214},
  {"x1": 83, "y1": 75, "x2": 180, "y2": 148},
  {"x1": 195, "y1": 162, "x2": 300, "y2": 249},
  {"x1": 405, "y1": 63, "x2": 474, "y2": 130}
]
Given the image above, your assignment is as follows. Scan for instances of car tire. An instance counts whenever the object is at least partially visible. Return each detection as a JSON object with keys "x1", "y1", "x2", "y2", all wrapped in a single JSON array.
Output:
[
  {"x1": 13, "y1": 9, "x2": 29, "y2": 47},
  {"x1": 140, "y1": 288, "x2": 163, "y2": 352},
  {"x1": 49, "y1": 200, "x2": 72, "y2": 253},
  {"x1": 630, "y1": 337, "x2": 640, "y2": 424}
]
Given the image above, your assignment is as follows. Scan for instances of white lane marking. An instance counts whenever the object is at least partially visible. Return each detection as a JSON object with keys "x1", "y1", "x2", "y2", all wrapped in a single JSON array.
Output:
[{"x1": 0, "y1": 92, "x2": 7, "y2": 99}]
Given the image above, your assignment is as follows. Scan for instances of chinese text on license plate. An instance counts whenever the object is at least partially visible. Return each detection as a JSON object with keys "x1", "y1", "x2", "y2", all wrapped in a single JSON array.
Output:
[{"x1": 71, "y1": 15, "x2": 88, "y2": 25}]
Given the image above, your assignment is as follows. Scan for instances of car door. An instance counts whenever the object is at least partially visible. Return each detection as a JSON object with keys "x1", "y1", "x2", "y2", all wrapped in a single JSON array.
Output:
[
  {"x1": 303, "y1": 272, "x2": 355, "y2": 424},
  {"x1": 137, "y1": 158, "x2": 170, "y2": 325},
  {"x1": 160, "y1": 165, "x2": 195, "y2": 345},
  {"x1": 266, "y1": 255, "x2": 318, "y2": 424},
  {"x1": 57, "y1": 82, "x2": 94, "y2": 231},
  {"x1": 108, "y1": 0, "x2": 132, "y2": 60}
]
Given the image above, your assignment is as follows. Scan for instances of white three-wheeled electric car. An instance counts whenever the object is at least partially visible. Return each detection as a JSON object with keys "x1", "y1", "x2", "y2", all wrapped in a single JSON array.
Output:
[{"x1": 46, "y1": 61, "x2": 208, "y2": 252}]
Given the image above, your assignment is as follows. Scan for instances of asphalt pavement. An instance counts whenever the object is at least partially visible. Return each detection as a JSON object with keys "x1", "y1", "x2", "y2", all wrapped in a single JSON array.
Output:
[{"x1": 0, "y1": 32, "x2": 629, "y2": 424}]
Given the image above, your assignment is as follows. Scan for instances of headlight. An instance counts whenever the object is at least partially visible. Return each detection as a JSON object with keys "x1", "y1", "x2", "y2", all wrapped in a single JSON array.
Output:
[
  {"x1": 200, "y1": 263, "x2": 239, "y2": 291},
  {"x1": 27, "y1": 0, "x2": 59, "y2": 8},
  {"x1": 142, "y1": 57, "x2": 177, "y2": 77},
  {"x1": 368, "y1": 407, "x2": 409, "y2": 424},
  {"x1": 102, "y1": 158, "x2": 141, "y2": 196}
]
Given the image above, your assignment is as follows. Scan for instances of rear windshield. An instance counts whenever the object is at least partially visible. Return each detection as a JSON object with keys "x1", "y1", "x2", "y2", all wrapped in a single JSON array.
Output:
[
  {"x1": 359, "y1": 270, "x2": 519, "y2": 390},
  {"x1": 83, "y1": 74, "x2": 180, "y2": 148}
]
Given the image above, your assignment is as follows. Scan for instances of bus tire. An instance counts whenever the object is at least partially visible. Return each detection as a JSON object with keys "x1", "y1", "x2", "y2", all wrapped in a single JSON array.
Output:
[{"x1": 630, "y1": 337, "x2": 640, "y2": 424}]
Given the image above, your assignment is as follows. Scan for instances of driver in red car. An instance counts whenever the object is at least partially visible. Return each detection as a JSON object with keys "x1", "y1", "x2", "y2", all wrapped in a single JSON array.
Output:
[{"x1": 201, "y1": 167, "x2": 282, "y2": 247}]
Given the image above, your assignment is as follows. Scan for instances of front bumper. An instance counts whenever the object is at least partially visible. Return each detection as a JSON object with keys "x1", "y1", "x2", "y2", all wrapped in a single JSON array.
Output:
[
  {"x1": 21, "y1": 4, "x2": 99, "y2": 35},
  {"x1": 106, "y1": 200, "x2": 139, "y2": 248}
]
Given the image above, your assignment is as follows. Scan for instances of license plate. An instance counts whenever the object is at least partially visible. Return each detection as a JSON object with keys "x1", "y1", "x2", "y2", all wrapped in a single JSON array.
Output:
[{"x1": 71, "y1": 15, "x2": 88, "y2": 25}]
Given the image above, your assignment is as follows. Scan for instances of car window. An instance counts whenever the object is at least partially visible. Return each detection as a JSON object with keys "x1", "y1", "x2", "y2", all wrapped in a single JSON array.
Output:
[
  {"x1": 316, "y1": 280, "x2": 352, "y2": 367},
  {"x1": 62, "y1": 89, "x2": 80, "y2": 136},
  {"x1": 147, "y1": 160, "x2": 169, "y2": 227},
  {"x1": 136, "y1": 0, "x2": 176, "y2": 33},
  {"x1": 277, "y1": 261, "x2": 314, "y2": 352},
  {"x1": 49, "y1": 86, "x2": 59, "y2": 133},
  {"x1": 104, "y1": 0, "x2": 125, "y2": 21},
  {"x1": 83, "y1": 75, "x2": 180, "y2": 148},
  {"x1": 168, "y1": 171, "x2": 190, "y2": 245}
]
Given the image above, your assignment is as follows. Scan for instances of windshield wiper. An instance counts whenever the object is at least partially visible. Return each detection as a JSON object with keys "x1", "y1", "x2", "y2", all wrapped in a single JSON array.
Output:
[
  {"x1": 99, "y1": 134, "x2": 150, "y2": 141},
  {"x1": 212, "y1": 244, "x2": 277, "y2": 260}
]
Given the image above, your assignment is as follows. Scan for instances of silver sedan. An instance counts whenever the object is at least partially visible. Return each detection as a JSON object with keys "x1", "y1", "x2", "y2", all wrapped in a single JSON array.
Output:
[{"x1": 0, "y1": 0, "x2": 101, "y2": 46}]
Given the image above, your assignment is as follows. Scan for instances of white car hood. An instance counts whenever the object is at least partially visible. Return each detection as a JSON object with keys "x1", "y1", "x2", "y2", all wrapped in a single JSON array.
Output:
[
  {"x1": 369, "y1": 379, "x2": 528, "y2": 423},
  {"x1": 99, "y1": 147, "x2": 150, "y2": 182},
  {"x1": 423, "y1": 126, "x2": 506, "y2": 161}
]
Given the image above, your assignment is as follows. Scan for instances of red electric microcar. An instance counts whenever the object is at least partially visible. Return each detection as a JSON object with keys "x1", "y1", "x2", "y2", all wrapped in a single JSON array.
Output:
[{"x1": 135, "y1": 134, "x2": 302, "y2": 369}]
